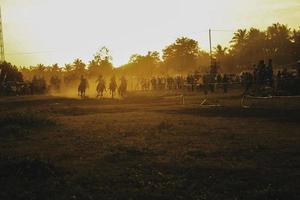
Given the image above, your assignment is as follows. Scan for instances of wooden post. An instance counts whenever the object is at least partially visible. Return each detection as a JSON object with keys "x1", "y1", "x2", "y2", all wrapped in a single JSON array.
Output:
[{"x1": 209, "y1": 29, "x2": 212, "y2": 66}]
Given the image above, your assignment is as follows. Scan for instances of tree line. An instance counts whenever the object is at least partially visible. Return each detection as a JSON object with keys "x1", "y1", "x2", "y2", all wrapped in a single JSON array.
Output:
[
  {"x1": 215, "y1": 23, "x2": 300, "y2": 72},
  {"x1": 2, "y1": 23, "x2": 300, "y2": 84}
]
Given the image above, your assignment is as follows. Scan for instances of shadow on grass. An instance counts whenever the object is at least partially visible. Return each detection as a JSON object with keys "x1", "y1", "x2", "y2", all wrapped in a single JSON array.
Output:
[
  {"x1": 161, "y1": 107, "x2": 300, "y2": 122},
  {"x1": 50, "y1": 106, "x2": 136, "y2": 116},
  {"x1": 0, "y1": 111, "x2": 56, "y2": 138},
  {"x1": 71, "y1": 153, "x2": 300, "y2": 200},
  {"x1": 1, "y1": 148, "x2": 299, "y2": 200},
  {"x1": 0, "y1": 156, "x2": 66, "y2": 200}
]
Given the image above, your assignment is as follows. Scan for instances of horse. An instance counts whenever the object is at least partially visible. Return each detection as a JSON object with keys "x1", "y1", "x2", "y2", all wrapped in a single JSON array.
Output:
[
  {"x1": 78, "y1": 78, "x2": 88, "y2": 98},
  {"x1": 109, "y1": 78, "x2": 117, "y2": 99},
  {"x1": 118, "y1": 79, "x2": 127, "y2": 97},
  {"x1": 96, "y1": 80, "x2": 106, "y2": 98}
]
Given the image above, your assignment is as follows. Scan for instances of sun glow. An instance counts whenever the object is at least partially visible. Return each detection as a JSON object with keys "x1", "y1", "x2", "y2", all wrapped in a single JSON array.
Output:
[{"x1": 1, "y1": 0, "x2": 299, "y2": 67}]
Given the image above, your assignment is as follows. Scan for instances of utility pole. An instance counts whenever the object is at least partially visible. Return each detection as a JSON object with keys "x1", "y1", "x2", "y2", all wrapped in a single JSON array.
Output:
[
  {"x1": 209, "y1": 29, "x2": 212, "y2": 66},
  {"x1": 0, "y1": 6, "x2": 5, "y2": 62}
]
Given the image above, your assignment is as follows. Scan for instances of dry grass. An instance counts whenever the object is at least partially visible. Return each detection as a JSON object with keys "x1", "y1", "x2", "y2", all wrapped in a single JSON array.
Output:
[{"x1": 0, "y1": 91, "x2": 299, "y2": 199}]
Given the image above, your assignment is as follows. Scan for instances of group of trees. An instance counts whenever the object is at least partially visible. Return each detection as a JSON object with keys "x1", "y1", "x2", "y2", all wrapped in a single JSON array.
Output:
[
  {"x1": 17, "y1": 23, "x2": 300, "y2": 83},
  {"x1": 21, "y1": 47, "x2": 114, "y2": 84},
  {"x1": 119, "y1": 37, "x2": 211, "y2": 77},
  {"x1": 0, "y1": 61, "x2": 23, "y2": 83},
  {"x1": 214, "y1": 23, "x2": 300, "y2": 72}
]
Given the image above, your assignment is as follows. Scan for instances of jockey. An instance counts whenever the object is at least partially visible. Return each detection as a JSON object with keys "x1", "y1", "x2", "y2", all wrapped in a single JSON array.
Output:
[
  {"x1": 80, "y1": 75, "x2": 89, "y2": 89},
  {"x1": 109, "y1": 75, "x2": 117, "y2": 98},
  {"x1": 118, "y1": 76, "x2": 127, "y2": 97},
  {"x1": 78, "y1": 75, "x2": 89, "y2": 97},
  {"x1": 96, "y1": 75, "x2": 106, "y2": 98}
]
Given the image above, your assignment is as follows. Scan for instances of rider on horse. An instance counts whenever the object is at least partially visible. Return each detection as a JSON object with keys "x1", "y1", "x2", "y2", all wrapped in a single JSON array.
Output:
[
  {"x1": 96, "y1": 75, "x2": 106, "y2": 98},
  {"x1": 109, "y1": 75, "x2": 117, "y2": 98},
  {"x1": 118, "y1": 76, "x2": 127, "y2": 97},
  {"x1": 78, "y1": 75, "x2": 89, "y2": 98}
]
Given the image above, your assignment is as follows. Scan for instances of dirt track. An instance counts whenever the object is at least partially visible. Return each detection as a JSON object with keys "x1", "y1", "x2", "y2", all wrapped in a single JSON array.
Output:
[{"x1": 0, "y1": 92, "x2": 300, "y2": 200}]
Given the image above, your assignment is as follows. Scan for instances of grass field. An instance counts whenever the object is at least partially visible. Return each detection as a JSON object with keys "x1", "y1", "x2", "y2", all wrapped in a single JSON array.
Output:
[{"x1": 0, "y1": 91, "x2": 300, "y2": 200}]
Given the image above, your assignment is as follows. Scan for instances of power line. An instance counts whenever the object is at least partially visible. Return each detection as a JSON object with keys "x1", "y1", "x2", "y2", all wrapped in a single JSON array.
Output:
[
  {"x1": 6, "y1": 50, "x2": 58, "y2": 56},
  {"x1": 3, "y1": 29, "x2": 237, "y2": 57},
  {"x1": 211, "y1": 29, "x2": 236, "y2": 32}
]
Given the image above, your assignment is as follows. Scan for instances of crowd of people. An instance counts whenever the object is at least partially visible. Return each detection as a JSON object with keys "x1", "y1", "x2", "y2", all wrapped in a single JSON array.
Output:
[
  {"x1": 241, "y1": 59, "x2": 300, "y2": 95},
  {"x1": 0, "y1": 76, "x2": 48, "y2": 96},
  {"x1": 137, "y1": 72, "x2": 235, "y2": 94},
  {"x1": 1, "y1": 59, "x2": 300, "y2": 97}
]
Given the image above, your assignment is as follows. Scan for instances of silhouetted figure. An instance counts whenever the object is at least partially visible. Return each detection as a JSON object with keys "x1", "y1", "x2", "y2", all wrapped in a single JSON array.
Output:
[
  {"x1": 209, "y1": 75, "x2": 215, "y2": 93},
  {"x1": 118, "y1": 76, "x2": 127, "y2": 97},
  {"x1": 210, "y1": 60, "x2": 219, "y2": 77},
  {"x1": 151, "y1": 77, "x2": 157, "y2": 90},
  {"x1": 223, "y1": 74, "x2": 229, "y2": 93},
  {"x1": 157, "y1": 77, "x2": 162, "y2": 90},
  {"x1": 167, "y1": 76, "x2": 174, "y2": 90},
  {"x1": 96, "y1": 75, "x2": 106, "y2": 98},
  {"x1": 241, "y1": 72, "x2": 253, "y2": 95},
  {"x1": 78, "y1": 75, "x2": 89, "y2": 98},
  {"x1": 276, "y1": 70, "x2": 282, "y2": 92},
  {"x1": 202, "y1": 74, "x2": 209, "y2": 95},
  {"x1": 253, "y1": 64, "x2": 258, "y2": 84},
  {"x1": 258, "y1": 60, "x2": 266, "y2": 85},
  {"x1": 297, "y1": 60, "x2": 300, "y2": 77},
  {"x1": 175, "y1": 76, "x2": 180, "y2": 90},
  {"x1": 50, "y1": 75, "x2": 61, "y2": 92},
  {"x1": 32, "y1": 76, "x2": 47, "y2": 95},
  {"x1": 217, "y1": 74, "x2": 222, "y2": 84},
  {"x1": 266, "y1": 59, "x2": 274, "y2": 86},
  {"x1": 187, "y1": 74, "x2": 195, "y2": 91},
  {"x1": 109, "y1": 76, "x2": 117, "y2": 98}
]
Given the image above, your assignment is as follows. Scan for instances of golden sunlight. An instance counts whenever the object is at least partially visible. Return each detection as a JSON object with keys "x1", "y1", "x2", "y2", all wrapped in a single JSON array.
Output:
[{"x1": 1, "y1": 0, "x2": 300, "y2": 66}]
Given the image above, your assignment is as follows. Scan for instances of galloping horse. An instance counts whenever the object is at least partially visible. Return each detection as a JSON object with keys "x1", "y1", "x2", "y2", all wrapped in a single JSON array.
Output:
[
  {"x1": 78, "y1": 76, "x2": 89, "y2": 98},
  {"x1": 118, "y1": 76, "x2": 127, "y2": 97},
  {"x1": 109, "y1": 76, "x2": 117, "y2": 99},
  {"x1": 96, "y1": 76, "x2": 106, "y2": 98}
]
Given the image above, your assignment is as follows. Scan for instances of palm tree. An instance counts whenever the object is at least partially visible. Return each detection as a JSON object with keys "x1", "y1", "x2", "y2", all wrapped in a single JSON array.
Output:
[
  {"x1": 214, "y1": 45, "x2": 228, "y2": 59},
  {"x1": 229, "y1": 29, "x2": 248, "y2": 67},
  {"x1": 51, "y1": 63, "x2": 61, "y2": 74},
  {"x1": 246, "y1": 28, "x2": 267, "y2": 63},
  {"x1": 64, "y1": 64, "x2": 73, "y2": 73},
  {"x1": 266, "y1": 23, "x2": 292, "y2": 64},
  {"x1": 73, "y1": 58, "x2": 86, "y2": 77},
  {"x1": 230, "y1": 29, "x2": 248, "y2": 49},
  {"x1": 291, "y1": 28, "x2": 300, "y2": 61},
  {"x1": 36, "y1": 64, "x2": 46, "y2": 73}
]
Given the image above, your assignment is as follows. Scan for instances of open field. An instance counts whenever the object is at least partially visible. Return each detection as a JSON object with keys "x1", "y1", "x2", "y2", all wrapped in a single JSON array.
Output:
[{"x1": 0, "y1": 91, "x2": 300, "y2": 200}]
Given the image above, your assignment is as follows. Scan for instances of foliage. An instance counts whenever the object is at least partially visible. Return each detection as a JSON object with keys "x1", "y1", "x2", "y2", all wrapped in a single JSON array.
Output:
[
  {"x1": 18, "y1": 23, "x2": 300, "y2": 80},
  {"x1": 162, "y1": 37, "x2": 200, "y2": 74},
  {"x1": 0, "y1": 61, "x2": 23, "y2": 83},
  {"x1": 216, "y1": 23, "x2": 300, "y2": 72},
  {"x1": 120, "y1": 51, "x2": 161, "y2": 77},
  {"x1": 88, "y1": 47, "x2": 113, "y2": 77}
]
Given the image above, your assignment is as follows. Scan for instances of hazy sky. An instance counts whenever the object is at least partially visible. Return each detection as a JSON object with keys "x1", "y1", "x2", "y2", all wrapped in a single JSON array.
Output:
[{"x1": 1, "y1": 0, "x2": 299, "y2": 67}]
